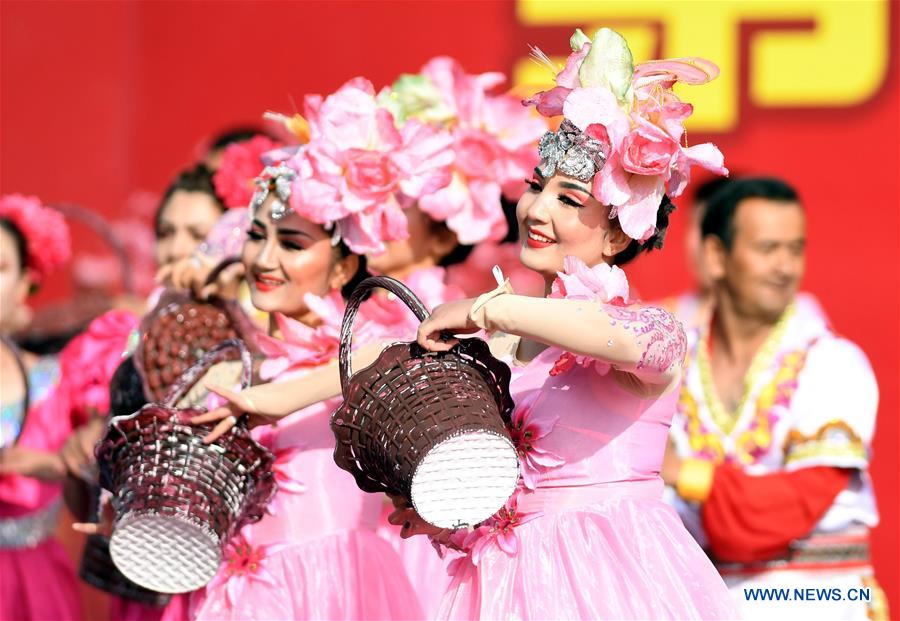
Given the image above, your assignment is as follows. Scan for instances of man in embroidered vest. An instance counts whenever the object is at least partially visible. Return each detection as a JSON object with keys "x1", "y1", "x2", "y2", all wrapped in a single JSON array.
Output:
[{"x1": 662, "y1": 177, "x2": 887, "y2": 619}]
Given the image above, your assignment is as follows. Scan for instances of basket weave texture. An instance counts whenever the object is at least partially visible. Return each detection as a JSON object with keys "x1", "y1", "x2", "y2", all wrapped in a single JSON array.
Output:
[
  {"x1": 96, "y1": 339, "x2": 275, "y2": 593},
  {"x1": 135, "y1": 291, "x2": 258, "y2": 402},
  {"x1": 79, "y1": 533, "x2": 171, "y2": 605},
  {"x1": 331, "y1": 277, "x2": 515, "y2": 503}
]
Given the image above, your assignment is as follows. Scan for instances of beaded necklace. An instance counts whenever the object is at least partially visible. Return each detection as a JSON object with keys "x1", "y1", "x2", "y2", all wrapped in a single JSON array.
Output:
[{"x1": 697, "y1": 304, "x2": 795, "y2": 435}]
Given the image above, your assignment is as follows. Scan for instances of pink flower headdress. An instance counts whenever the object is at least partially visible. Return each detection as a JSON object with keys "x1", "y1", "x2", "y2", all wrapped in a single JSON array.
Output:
[
  {"x1": 0, "y1": 194, "x2": 71, "y2": 284},
  {"x1": 213, "y1": 135, "x2": 284, "y2": 209},
  {"x1": 526, "y1": 28, "x2": 727, "y2": 242},
  {"x1": 251, "y1": 77, "x2": 456, "y2": 255},
  {"x1": 378, "y1": 57, "x2": 548, "y2": 245}
]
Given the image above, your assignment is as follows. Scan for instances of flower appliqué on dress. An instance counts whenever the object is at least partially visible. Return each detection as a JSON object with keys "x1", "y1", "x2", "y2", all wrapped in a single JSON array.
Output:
[
  {"x1": 446, "y1": 492, "x2": 542, "y2": 576},
  {"x1": 508, "y1": 397, "x2": 564, "y2": 490},
  {"x1": 207, "y1": 528, "x2": 290, "y2": 608}
]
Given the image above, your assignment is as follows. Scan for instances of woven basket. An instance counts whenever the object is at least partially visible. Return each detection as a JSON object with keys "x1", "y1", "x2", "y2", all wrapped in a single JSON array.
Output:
[
  {"x1": 331, "y1": 276, "x2": 519, "y2": 530},
  {"x1": 80, "y1": 533, "x2": 171, "y2": 605},
  {"x1": 97, "y1": 339, "x2": 276, "y2": 594},
  {"x1": 135, "y1": 290, "x2": 258, "y2": 402}
]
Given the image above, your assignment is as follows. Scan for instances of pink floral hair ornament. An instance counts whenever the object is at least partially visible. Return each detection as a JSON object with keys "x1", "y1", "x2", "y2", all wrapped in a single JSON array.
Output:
[
  {"x1": 251, "y1": 77, "x2": 456, "y2": 255},
  {"x1": 213, "y1": 135, "x2": 284, "y2": 209},
  {"x1": 0, "y1": 194, "x2": 71, "y2": 284},
  {"x1": 526, "y1": 28, "x2": 728, "y2": 242},
  {"x1": 377, "y1": 57, "x2": 548, "y2": 245}
]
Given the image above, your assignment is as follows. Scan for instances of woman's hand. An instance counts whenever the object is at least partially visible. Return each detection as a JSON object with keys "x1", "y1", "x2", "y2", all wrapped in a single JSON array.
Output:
[
  {"x1": 189, "y1": 382, "x2": 291, "y2": 443},
  {"x1": 156, "y1": 255, "x2": 245, "y2": 301},
  {"x1": 386, "y1": 493, "x2": 448, "y2": 540},
  {"x1": 416, "y1": 298, "x2": 479, "y2": 352},
  {"x1": 59, "y1": 417, "x2": 106, "y2": 482},
  {"x1": 0, "y1": 446, "x2": 66, "y2": 481},
  {"x1": 72, "y1": 492, "x2": 116, "y2": 537}
]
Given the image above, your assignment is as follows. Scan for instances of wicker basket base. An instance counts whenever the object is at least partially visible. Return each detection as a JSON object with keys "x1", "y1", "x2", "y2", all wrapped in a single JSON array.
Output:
[
  {"x1": 110, "y1": 511, "x2": 221, "y2": 594},
  {"x1": 410, "y1": 430, "x2": 519, "y2": 529}
]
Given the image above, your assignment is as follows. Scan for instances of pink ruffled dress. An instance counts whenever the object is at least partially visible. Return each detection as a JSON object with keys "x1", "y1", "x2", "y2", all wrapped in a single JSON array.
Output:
[
  {"x1": 366, "y1": 267, "x2": 464, "y2": 618},
  {"x1": 188, "y1": 291, "x2": 422, "y2": 621},
  {"x1": 1, "y1": 310, "x2": 139, "y2": 621},
  {"x1": 0, "y1": 356, "x2": 80, "y2": 621},
  {"x1": 437, "y1": 265, "x2": 738, "y2": 620}
]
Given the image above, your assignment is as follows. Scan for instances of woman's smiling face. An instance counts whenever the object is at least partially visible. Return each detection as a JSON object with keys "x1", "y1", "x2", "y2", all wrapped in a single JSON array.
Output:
[
  {"x1": 516, "y1": 170, "x2": 628, "y2": 283},
  {"x1": 241, "y1": 197, "x2": 343, "y2": 320}
]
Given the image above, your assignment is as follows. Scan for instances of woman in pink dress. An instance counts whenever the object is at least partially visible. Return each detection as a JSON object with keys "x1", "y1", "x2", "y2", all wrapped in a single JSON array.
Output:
[
  {"x1": 0, "y1": 194, "x2": 81, "y2": 620},
  {"x1": 177, "y1": 76, "x2": 462, "y2": 620},
  {"x1": 400, "y1": 28, "x2": 739, "y2": 619},
  {"x1": 364, "y1": 57, "x2": 546, "y2": 616}
]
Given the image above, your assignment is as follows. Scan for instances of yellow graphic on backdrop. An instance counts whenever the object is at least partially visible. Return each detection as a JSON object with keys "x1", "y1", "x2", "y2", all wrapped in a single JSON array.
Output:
[{"x1": 514, "y1": 0, "x2": 889, "y2": 133}]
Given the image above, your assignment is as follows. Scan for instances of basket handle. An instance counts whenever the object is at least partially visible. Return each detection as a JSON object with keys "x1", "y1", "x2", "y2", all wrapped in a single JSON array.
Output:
[
  {"x1": 162, "y1": 338, "x2": 253, "y2": 408},
  {"x1": 203, "y1": 256, "x2": 242, "y2": 289},
  {"x1": 339, "y1": 276, "x2": 429, "y2": 396}
]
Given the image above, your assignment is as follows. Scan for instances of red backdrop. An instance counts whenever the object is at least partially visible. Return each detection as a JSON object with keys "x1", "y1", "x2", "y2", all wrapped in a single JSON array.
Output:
[{"x1": 2, "y1": 0, "x2": 897, "y2": 609}]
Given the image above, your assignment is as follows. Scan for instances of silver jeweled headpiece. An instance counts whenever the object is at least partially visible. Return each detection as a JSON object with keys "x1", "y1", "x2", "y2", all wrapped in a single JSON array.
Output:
[
  {"x1": 537, "y1": 119, "x2": 609, "y2": 183},
  {"x1": 250, "y1": 162, "x2": 296, "y2": 220}
]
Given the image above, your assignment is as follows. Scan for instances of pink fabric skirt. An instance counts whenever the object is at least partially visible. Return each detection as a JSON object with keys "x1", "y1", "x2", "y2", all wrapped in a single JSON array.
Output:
[
  {"x1": 192, "y1": 529, "x2": 423, "y2": 621},
  {"x1": 439, "y1": 497, "x2": 738, "y2": 620},
  {"x1": 377, "y1": 502, "x2": 451, "y2": 619},
  {"x1": 0, "y1": 538, "x2": 80, "y2": 621}
]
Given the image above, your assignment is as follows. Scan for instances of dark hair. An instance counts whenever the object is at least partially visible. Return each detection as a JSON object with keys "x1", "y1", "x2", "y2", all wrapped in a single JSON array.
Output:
[
  {"x1": 336, "y1": 240, "x2": 372, "y2": 300},
  {"x1": 694, "y1": 176, "x2": 733, "y2": 206},
  {"x1": 109, "y1": 356, "x2": 148, "y2": 417},
  {"x1": 155, "y1": 164, "x2": 226, "y2": 236},
  {"x1": 0, "y1": 218, "x2": 28, "y2": 275},
  {"x1": 427, "y1": 218, "x2": 474, "y2": 268},
  {"x1": 209, "y1": 126, "x2": 268, "y2": 153},
  {"x1": 701, "y1": 177, "x2": 800, "y2": 250},
  {"x1": 612, "y1": 194, "x2": 677, "y2": 266}
]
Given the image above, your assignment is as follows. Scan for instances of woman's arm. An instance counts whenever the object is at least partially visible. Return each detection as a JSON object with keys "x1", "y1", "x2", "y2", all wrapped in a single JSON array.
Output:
[
  {"x1": 192, "y1": 341, "x2": 385, "y2": 442},
  {"x1": 418, "y1": 295, "x2": 686, "y2": 387}
]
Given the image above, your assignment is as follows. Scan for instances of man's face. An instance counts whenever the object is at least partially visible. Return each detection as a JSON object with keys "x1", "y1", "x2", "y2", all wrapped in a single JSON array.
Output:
[{"x1": 707, "y1": 197, "x2": 806, "y2": 322}]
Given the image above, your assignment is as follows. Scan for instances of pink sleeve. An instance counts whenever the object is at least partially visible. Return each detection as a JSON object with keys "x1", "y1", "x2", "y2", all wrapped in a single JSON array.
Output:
[
  {"x1": 0, "y1": 383, "x2": 74, "y2": 512},
  {"x1": 60, "y1": 309, "x2": 140, "y2": 423}
]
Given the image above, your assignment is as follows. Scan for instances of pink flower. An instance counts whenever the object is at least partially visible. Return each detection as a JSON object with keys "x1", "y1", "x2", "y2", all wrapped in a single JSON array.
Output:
[
  {"x1": 507, "y1": 398, "x2": 564, "y2": 490},
  {"x1": 523, "y1": 29, "x2": 727, "y2": 245},
  {"x1": 206, "y1": 528, "x2": 290, "y2": 608},
  {"x1": 667, "y1": 142, "x2": 727, "y2": 199},
  {"x1": 550, "y1": 256, "x2": 630, "y2": 304},
  {"x1": 403, "y1": 57, "x2": 545, "y2": 244},
  {"x1": 561, "y1": 87, "x2": 630, "y2": 148},
  {"x1": 214, "y1": 136, "x2": 282, "y2": 208},
  {"x1": 257, "y1": 290, "x2": 383, "y2": 381},
  {"x1": 451, "y1": 492, "x2": 542, "y2": 572},
  {"x1": 614, "y1": 174, "x2": 668, "y2": 242},
  {"x1": 420, "y1": 57, "x2": 505, "y2": 128},
  {"x1": 283, "y1": 78, "x2": 454, "y2": 254},
  {"x1": 0, "y1": 194, "x2": 71, "y2": 284},
  {"x1": 620, "y1": 119, "x2": 679, "y2": 176},
  {"x1": 394, "y1": 119, "x2": 455, "y2": 200},
  {"x1": 419, "y1": 173, "x2": 506, "y2": 245},
  {"x1": 522, "y1": 42, "x2": 590, "y2": 116},
  {"x1": 547, "y1": 257, "x2": 631, "y2": 376}
]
